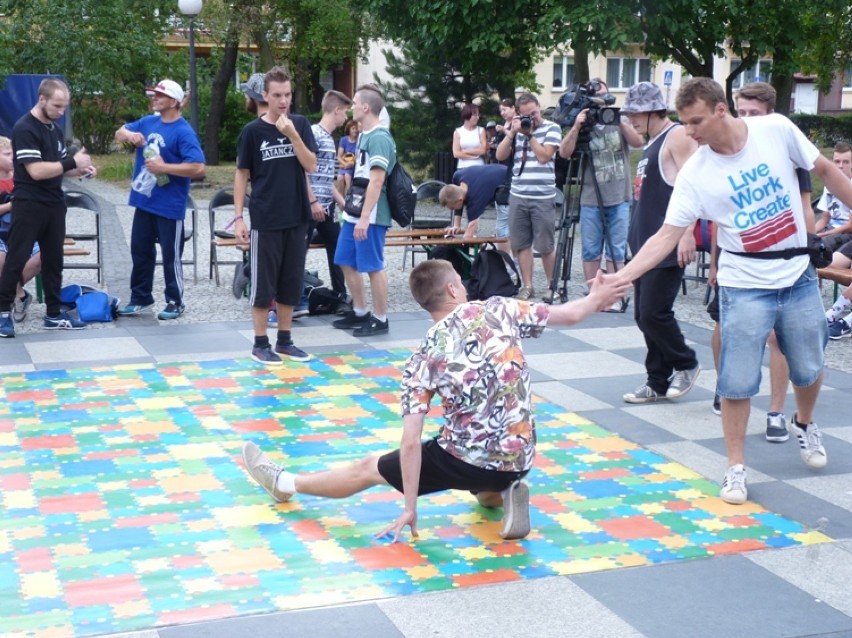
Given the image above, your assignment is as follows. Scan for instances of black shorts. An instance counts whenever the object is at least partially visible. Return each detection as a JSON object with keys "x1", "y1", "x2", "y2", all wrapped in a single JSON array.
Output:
[
  {"x1": 377, "y1": 437, "x2": 528, "y2": 495},
  {"x1": 838, "y1": 239, "x2": 852, "y2": 260},
  {"x1": 250, "y1": 224, "x2": 309, "y2": 308},
  {"x1": 707, "y1": 284, "x2": 719, "y2": 322}
]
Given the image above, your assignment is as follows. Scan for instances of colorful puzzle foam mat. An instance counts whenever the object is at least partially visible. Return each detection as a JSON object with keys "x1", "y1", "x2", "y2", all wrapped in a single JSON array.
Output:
[{"x1": 0, "y1": 350, "x2": 829, "y2": 637}]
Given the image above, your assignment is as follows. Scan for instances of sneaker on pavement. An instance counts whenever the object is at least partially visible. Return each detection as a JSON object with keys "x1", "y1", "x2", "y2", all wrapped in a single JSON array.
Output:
[
  {"x1": 43, "y1": 311, "x2": 86, "y2": 330},
  {"x1": 275, "y1": 342, "x2": 311, "y2": 362},
  {"x1": 292, "y1": 303, "x2": 310, "y2": 319},
  {"x1": 232, "y1": 262, "x2": 250, "y2": 299},
  {"x1": 500, "y1": 480, "x2": 531, "y2": 540},
  {"x1": 332, "y1": 310, "x2": 372, "y2": 330},
  {"x1": 793, "y1": 415, "x2": 827, "y2": 469},
  {"x1": 623, "y1": 384, "x2": 665, "y2": 404},
  {"x1": 828, "y1": 318, "x2": 852, "y2": 340},
  {"x1": 117, "y1": 303, "x2": 153, "y2": 316},
  {"x1": 12, "y1": 290, "x2": 32, "y2": 322},
  {"x1": 241, "y1": 441, "x2": 292, "y2": 502},
  {"x1": 712, "y1": 393, "x2": 721, "y2": 416},
  {"x1": 720, "y1": 464, "x2": 748, "y2": 505},
  {"x1": 0, "y1": 311, "x2": 15, "y2": 338},
  {"x1": 353, "y1": 316, "x2": 389, "y2": 336},
  {"x1": 251, "y1": 344, "x2": 282, "y2": 366},
  {"x1": 515, "y1": 286, "x2": 534, "y2": 301},
  {"x1": 267, "y1": 309, "x2": 277, "y2": 326},
  {"x1": 157, "y1": 302, "x2": 185, "y2": 320},
  {"x1": 666, "y1": 364, "x2": 701, "y2": 399},
  {"x1": 765, "y1": 412, "x2": 789, "y2": 442}
]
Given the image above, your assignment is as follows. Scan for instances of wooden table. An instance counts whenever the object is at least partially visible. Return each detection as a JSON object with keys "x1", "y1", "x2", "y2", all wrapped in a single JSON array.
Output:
[{"x1": 385, "y1": 234, "x2": 503, "y2": 277}]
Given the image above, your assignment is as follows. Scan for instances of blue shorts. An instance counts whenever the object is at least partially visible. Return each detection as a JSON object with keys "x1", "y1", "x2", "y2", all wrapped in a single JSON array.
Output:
[
  {"x1": 580, "y1": 202, "x2": 629, "y2": 262},
  {"x1": 717, "y1": 266, "x2": 827, "y2": 398},
  {"x1": 0, "y1": 239, "x2": 40, "y2": 256},
  {"x1": 334, "y1": 221, "x2": 387, "y2": 273}
]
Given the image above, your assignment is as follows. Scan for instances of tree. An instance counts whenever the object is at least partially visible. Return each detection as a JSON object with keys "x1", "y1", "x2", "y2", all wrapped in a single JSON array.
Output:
[{"x1": 0, "y1": 0, "x2": 178, "y2": 153}]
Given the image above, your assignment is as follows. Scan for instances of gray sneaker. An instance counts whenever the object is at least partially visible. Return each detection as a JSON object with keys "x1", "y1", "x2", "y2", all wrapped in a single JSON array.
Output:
[
  {"x1": 232, "y1": 262, "x2": 250, "y2": 299},
  {"x1": 13, "y1": 290, "x2": 32, "y2": 322},
  {"x1": 241, "y1": 441, "x2": 293, "y2": 503},
  {"x1": 666, "y1": 365, "x2": 701, "y2": 399},
  {"x1": 500, "y1": 480, "x2": 530, "y2": 540},
  {"x1": 623, "y1": 384, "x2": 665, "y2": 404},
  {"x1": 765, "y1": 412, "x2": 789, "y2": 442}
]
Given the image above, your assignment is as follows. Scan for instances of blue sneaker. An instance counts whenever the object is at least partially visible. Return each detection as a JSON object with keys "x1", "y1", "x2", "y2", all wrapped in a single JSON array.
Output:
[
  {"x1": 157, "y1": 302, "x2": 185, "y2": 320},
  {"x1": 275, "y1": 342, "x2": 311, "y2": 362},
  {"x1": 828, "y1": 318, "x2": 851, "y2": 340},
  {"x1": 0, "y1": 311, "x2": 15, "y2": 338},
  {"x1": 251, "y1": 344, "x2": 282, "y2": 366},
  {"x1": 43, "y1": 311, "x2": 86, "y2": 330},
  {"x1": 293, "y1": 302, "x2": 309, "y2": 319},
  {"x1": 117, "y1": 303, "x2": 153, "y2": 316},
  {"x1": 267, "y1": 309, "x2": 277, "y2": 326}
]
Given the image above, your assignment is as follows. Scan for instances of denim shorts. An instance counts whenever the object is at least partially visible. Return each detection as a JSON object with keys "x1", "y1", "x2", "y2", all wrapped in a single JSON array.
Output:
[
  {"x1": 580, "y1": 202, "x2": 629, "y2": 262},
  {"x1": 334, "y1": 221, "x2": 387, "y2": 273},
  {"x1": 717, "y1": 265, "x2": 827, "y2": 398},
  {"x1": 494, "y1": 203, "x2": 510, "y2": 239},
  {"x1": 0, "y1": 239, "x2": 40, "y2": 256}
]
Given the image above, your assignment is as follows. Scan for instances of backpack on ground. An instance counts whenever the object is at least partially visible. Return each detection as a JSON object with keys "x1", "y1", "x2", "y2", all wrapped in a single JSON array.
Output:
[
  {"x1": 59, "y1": 284, "x2": 120, "y2": 322},
  {"x1": 428, "y1": 245, "x2": 468, "y2": 279},
  {"x1": 465, "y1": 248, "x2": 521, "y2": 301},
  {"x1": 386, "y1": 161, "x2": 416, "y2": 227},
  {"x1": 308, "y1": 286, "x2": 345, "y2": 315}
]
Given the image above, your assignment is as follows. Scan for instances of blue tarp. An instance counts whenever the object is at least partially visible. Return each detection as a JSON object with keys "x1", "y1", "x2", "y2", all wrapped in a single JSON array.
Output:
[{"x1": 0, "y1": 74, "x2": 72, "y2": 139}]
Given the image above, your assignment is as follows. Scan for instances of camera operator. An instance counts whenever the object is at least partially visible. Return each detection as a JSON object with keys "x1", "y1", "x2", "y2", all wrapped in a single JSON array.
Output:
[
  {"x1": 495, "y1": 92, "x2": 562, "y2": 301},
  {"x1": 559, "y1": 79, "x2": 643, "y2": 293}
]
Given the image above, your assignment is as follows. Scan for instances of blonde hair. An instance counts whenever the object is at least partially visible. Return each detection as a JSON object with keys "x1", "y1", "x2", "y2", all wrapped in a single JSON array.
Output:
[
  {"x1": 0, "y1": 136, "x2": 10, "y2": 150},
  {"x1": 438, "y1": 184, "x2": 464, "y2": 208},
  {"x1": 409, "y1": 260, "x2": 457, "y2": 311}
]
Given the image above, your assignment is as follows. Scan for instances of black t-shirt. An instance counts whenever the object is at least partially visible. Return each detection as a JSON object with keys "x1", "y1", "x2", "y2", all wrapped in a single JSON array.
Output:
[
  {"x1": 12, "y1": 112, "x2": 68, "y2": 206},
  {"x1": 795, "y1": 167, "x2": 812, "y2": 194},
  {"x1": 237, "y1": 115, "x2": 318, "y2": 230}
]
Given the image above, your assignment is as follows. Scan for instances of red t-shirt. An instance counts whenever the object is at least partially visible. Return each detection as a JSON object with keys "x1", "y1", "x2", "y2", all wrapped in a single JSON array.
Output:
[{"x1": 0, "y1": 177, "x2": 12, "y2": 196}]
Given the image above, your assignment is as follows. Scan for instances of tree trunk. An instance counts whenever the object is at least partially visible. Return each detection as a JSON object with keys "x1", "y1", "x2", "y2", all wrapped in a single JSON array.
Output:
[
  {"x1": 204, "y1": 33, "x2": 239, "y2": 166},
  {"x1": 573, "y1": 40, "x2": 590, "y2": 84},
  {"x1": 769, "y1": 49, "x2": 796, "y2": 115}
]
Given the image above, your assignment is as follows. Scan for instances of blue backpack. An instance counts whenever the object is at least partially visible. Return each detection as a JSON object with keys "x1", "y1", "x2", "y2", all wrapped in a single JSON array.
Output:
[{"x1": 60, "y1": 284, "x2": 120, "y2": 322}]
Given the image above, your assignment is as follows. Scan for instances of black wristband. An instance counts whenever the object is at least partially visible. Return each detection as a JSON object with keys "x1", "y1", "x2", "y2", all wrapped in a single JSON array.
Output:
[{"x1": 60, "y1": 157, "x2": 77, "y2": 172}]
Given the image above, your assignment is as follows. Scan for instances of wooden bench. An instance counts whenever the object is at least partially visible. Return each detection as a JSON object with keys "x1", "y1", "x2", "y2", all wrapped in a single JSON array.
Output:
[{"x1": 818, "y1": 267, "x2": 852, "y2": 301}]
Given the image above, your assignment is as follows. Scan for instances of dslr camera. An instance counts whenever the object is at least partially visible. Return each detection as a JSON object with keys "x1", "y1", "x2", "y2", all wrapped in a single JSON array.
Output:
[
  {"x1": 554, "y1": 79, "x2": 619, "y2": 129},
  {"x1": 518, "y1": 114, "x2": 533, "y2": 131}
]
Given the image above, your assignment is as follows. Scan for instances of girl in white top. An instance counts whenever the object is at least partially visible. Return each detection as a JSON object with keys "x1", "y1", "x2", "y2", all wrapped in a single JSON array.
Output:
[{"x1": 453, "y1": 103, "x2": 487, "y2": 168}]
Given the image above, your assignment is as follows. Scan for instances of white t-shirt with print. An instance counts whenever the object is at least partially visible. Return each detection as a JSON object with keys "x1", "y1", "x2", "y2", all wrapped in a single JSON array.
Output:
[
  {"x1": 817, "y1": 181, "x2": 852, "y2": 229},
  {"x1": 665, "y1": 114, "x2": 820, "y2": 289}
]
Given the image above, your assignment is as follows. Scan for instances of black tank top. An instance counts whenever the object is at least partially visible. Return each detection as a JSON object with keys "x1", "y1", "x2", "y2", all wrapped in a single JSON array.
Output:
[{"x1": 628, "y1": 123, "x2": 680, "y2": 269}]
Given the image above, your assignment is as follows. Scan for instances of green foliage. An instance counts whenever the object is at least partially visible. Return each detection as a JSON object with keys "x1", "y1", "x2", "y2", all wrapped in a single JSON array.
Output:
[
  {"x1": 0, "y1": 0, "x2": 180, "y2": 153},
  {"x1": 199, "y1": 83, "x2": 255, "y2": 162},
  {"x1": 791, "y1": 114, "x2": 852, "y2": 148}
]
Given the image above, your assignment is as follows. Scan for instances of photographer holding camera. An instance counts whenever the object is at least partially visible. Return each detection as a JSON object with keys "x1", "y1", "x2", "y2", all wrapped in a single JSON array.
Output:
[
  {"x1": 559, "y1": 79, "x2": 643, "y2": 295},
  {"x1": 495, "y1": 92, "x2": 562, "y2": 300}
]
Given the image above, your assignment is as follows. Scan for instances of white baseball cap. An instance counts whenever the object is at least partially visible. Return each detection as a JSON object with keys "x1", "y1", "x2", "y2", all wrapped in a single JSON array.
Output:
[{"x1": 145, "y1": 80, "x2": 185, "y2": 103}]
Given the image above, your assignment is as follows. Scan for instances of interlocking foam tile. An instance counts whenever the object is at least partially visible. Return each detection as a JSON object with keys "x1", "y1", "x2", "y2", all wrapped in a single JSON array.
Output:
[{"x1": 0, "y1": 351, "x2": 829, "y2": 637}]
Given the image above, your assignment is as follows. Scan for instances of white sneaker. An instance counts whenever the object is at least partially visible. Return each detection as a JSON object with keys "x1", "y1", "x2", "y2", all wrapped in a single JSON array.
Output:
[
  {"x1": 500, "y1": 480, "x2": 530, "y2": 540},
  {"x1": 720, "y1": 464, "x2": 748, "y2": 505},
  {"x1": 793, "y1": 416, "x2": 827, "y2": 469}
]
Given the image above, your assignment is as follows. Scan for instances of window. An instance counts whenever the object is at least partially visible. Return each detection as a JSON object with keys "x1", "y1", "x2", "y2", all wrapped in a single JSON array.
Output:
[
  {"x1": 605, "y1": 58, "x2": 652, "y2": 89},
  {"x1": 553, "y1": 56, "x2": 576, "y2": 90},
  {"x1": 844, "y1": 65, "x2": 852, "y2": 89},
  {"x1": 730, "y1": 59, "x2": 773, "y2": 89}
]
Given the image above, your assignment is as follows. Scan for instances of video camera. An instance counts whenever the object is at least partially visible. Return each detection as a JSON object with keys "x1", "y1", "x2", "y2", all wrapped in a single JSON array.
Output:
[{"x1": 554, "y1": 79, "x2": 619, "y2": 129}]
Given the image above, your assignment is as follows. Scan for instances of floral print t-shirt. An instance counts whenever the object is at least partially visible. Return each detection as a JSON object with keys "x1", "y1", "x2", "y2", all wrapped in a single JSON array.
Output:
[{"x1": 401, "y1": 297, "x2": 550, "y2": 472}]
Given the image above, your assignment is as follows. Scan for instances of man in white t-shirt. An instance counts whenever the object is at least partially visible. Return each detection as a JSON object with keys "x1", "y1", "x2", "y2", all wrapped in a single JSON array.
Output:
[
  {"x1": 814, "y1": 142, "x2": 852, "y2": 253},
  {"x1": 605, "y1": 77, "x2": 852, "y2": 506}
]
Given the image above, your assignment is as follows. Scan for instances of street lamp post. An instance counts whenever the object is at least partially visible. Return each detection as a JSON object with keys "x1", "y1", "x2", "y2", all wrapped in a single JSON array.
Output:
[{"x1": 178, "y1": 0, "x2": 203, "y2": 132}]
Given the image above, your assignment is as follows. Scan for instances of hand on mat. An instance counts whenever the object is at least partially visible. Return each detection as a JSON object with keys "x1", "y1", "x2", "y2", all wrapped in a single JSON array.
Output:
[{"x1": 376, "y1": 510, "x2": 418, "y2": 542}]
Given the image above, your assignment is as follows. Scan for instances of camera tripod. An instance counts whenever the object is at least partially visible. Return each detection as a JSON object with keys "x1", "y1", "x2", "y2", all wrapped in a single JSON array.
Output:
[{"x1": 546, "y1": 138, "x2": 629, "y2": 312}]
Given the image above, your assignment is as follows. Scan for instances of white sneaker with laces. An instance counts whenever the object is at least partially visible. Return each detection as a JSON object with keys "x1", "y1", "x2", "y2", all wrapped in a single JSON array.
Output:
[
  {"x1": 793, "y1": 416, "x2": 827, "y2": 469},
  {"x1": 720, "y1": 464, "x2": 748, "y2": 505}
]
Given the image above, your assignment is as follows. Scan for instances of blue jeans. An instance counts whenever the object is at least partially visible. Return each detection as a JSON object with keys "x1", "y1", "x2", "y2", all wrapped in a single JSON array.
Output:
[
  {"x1": 580, "y1": 202, "x2": 629, "y2": 262},
  {"x1": 495, "y1": 203, "x2": 510, "y2": 239},
  {"x1": 718, "y1": 266, "x2": 827, "y2": 398}
]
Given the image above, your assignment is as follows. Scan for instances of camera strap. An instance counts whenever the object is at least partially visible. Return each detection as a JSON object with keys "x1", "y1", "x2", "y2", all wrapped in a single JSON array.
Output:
[{"x1": 514, "y1": 138, "x2": 529, "y2": 178}]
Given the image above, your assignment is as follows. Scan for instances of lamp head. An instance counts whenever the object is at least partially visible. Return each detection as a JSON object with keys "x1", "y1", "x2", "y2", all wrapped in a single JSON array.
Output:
[{"x1": 178, "y1": 0, "x2": 203, "y2": 17}]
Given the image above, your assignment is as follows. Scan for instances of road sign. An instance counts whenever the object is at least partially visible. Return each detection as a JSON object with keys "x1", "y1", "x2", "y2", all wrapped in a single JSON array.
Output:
[{"x1": 664, "y1": 70, "x2": 673, "y2": 86}]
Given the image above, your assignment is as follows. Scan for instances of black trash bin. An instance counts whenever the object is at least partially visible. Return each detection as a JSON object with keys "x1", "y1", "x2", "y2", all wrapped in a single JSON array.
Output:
[{"x1": 433, "y1": 152, "x2": 456, "y2": 184}]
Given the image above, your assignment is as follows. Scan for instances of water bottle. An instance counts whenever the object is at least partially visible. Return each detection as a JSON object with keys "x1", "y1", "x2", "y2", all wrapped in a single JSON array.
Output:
[{"x1": 143, "y1": 143, "x2": 170, "y2": 187}]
